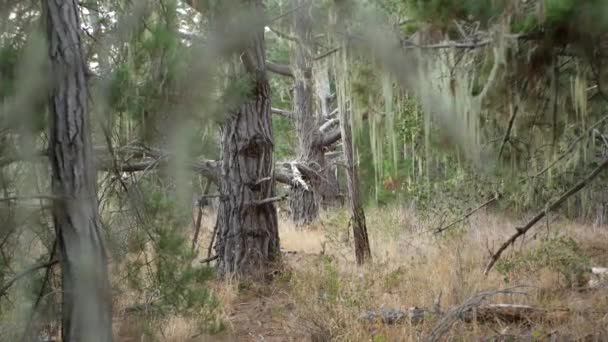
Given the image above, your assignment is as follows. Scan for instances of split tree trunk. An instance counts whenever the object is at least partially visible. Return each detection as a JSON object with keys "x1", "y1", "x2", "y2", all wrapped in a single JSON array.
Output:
[
  {"x1": 288, "y1": 0, "x2": 343, "y2": 225},
  {"x1": 289, "y1": 0, "x2": 322, "y2": 225},
  {"x1": 214, "y1": 0, "x2": 280, "y2": 277},
  {"x1": 314, "y1": 63, "x2": 342, "y2": 206},
  {"x1": 44, "y1": 1, "x2": 112, "y2": 340}
]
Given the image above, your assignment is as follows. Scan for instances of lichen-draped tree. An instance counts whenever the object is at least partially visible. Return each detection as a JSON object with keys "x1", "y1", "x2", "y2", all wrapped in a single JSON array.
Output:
[
  {"x1": 288, "y1": 0, "x2": 342, "y2": 225},
  {"x1": 43, "y1": 0, "x2": 112, "y2": 340},
  {"x1": 332, "y1": 0, "x2": 371, "y2": 265},
  {"x1": 313, "y1": 62, "x2": 343, "y2": 206},
  {"x1": 289, "y1": 0, "x2": 321, "y2": 225},
  {"x1": 214, "y1": 0, "x2": 280, "y2": 276}
]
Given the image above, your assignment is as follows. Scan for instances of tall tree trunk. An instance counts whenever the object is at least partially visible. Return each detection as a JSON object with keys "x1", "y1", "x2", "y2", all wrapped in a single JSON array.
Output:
[
  {"x1": 340, "y1": 106, "x2": 371, "y2": 264},
  {"x1": 214, "y1": 0, "x2": 280, "y2": 277},
  {"x1": 44, "y1": 0, "x2": 112, "y2": 341},
  {"x1": 331, "y1": 0, "x2": 370, "y2": 264},
  {"x1": 289, "y1": 0, "x2": 322, "y2": 225}
]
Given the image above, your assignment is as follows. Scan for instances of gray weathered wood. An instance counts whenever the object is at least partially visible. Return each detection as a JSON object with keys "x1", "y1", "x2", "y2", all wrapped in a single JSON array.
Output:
[{"x1": 44, "y1": 0, "x2": 113, "y2": 340}]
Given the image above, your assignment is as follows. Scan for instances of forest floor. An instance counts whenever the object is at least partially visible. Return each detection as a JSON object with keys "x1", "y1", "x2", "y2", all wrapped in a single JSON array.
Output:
[{"x1": 114, "y1": 206, "x2": 608, "y2": 341}]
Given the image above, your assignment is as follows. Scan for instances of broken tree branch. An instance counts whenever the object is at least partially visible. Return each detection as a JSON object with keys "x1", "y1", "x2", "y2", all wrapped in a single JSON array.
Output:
[
  {"x1": 426, "y1": 286, "x2": 530, "y2": 342},
  {"x1": 498, "y1": 101, "x2": 521, "y2": 159},
  {"x1": 267, "y1": 26, "x2": 298, "y2": 42},
  {"x1": 271, "y1": 107, "x2": 294, "y2": 119},
  {"x1": 320, "y1": 129, "x2": 342, "y2": 147},
  {"x1": 254, "y1": 194, "x2": 289, "y2": 206},
  {"x1": 484, "y1": 158, "x2": 608, "y2": 275}
]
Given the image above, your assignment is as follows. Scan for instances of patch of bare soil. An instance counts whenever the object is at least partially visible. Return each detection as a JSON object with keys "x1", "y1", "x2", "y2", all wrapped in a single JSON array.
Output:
[{"x1": 193, "y1": 252, "x2": 320, "y2": 342}]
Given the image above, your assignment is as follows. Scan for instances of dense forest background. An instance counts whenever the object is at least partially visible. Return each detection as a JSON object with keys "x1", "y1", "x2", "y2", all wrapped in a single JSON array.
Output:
[{"x1": 1, "y1": 0, "x2": 608, "y2": 340}]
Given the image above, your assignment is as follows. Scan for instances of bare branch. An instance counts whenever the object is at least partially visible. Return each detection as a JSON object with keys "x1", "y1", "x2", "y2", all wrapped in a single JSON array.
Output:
[
  {"x1": 484, "y1": 158, "x2": 608, "y2": 275},
  {"x1": 253, "y1": 194, "x2": 289, "y2": 206},
  {"x1": 267, "y1": 62, "x2": 293, "y2": 77},
  {"x1": 434, "y1": 193, "x2": 500, "y2": 234},
  {"x1": 96, "y1": 156, "x2": 220, "y2": 181}
]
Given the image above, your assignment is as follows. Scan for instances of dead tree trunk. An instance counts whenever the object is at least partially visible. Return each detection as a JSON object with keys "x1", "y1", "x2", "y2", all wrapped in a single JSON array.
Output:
[
  {"x1": 314, "y1": 63, "x2": 342, "y2": 206},
  {"x1": 340, "y1": 107, "x2": 371, "y2": 264},
  {"x1": 289, "y1": 0, "x2": 322, "y2": 225},
  {"x1": 44, "y1": 0, "x2": 112, "y2": 340},
  {"x1": 214, "y1": 0, "x2": 280, "y2": 277},
  {"x1": 288, "y1": 0, "x2": 342, "y2": 225}
]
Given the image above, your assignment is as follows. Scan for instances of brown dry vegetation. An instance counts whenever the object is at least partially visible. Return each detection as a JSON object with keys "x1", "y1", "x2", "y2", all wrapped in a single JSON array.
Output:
[{"x1": 113, "y1": 206, "x2": 608, "y2": 341}]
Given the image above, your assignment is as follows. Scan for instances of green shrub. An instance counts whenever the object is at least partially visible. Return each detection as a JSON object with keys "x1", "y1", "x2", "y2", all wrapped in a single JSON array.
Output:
[{"x1": 496, "y1": 235, "x2": 590, "y2": 287}]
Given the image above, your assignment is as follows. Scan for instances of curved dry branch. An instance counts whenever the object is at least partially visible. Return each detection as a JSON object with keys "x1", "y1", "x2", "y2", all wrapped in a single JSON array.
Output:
[
  {"x1": 320, "y1": 129, "x2": 342, "y2": 147},
  {"x1": 267, "y1": 62, "x2": 293, "y2": 77},
  {"x1": 484, "y1": 158, "x2": 608, "y2": 275}
]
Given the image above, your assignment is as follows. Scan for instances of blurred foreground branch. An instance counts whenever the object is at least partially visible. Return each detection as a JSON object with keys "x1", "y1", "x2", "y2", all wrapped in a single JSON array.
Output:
[{"x1": 0, "y1": 259, "x2": 58, "y2": 298}]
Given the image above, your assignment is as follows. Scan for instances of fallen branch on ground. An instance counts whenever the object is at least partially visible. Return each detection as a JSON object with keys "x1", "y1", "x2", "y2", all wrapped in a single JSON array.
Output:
[{"x1": 426, "y1": 287, "x2": 530, "y2": 342}]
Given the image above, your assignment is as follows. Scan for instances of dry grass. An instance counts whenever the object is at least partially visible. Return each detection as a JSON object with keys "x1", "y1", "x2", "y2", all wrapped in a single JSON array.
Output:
[{"x1": 112, "y1": 205, "x2": 608, "y2": 341}]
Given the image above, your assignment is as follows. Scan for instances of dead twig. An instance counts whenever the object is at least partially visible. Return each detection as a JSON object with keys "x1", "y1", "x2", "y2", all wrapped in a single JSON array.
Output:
[{"x1": 434, "y1": 193, "x2": 500, "y2": 234}]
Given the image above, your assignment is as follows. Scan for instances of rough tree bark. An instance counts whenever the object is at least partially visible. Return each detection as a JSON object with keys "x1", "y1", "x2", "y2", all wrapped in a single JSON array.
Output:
[
  {"x1": 340, "y1": 106, "x2": 371, "y2": 264},
  {"x1": 44, "y1": 1, "x2": 112, "y2": 341},
  {"x1": 214, "y1": 0, "x2": 280, "y2": 277}
]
